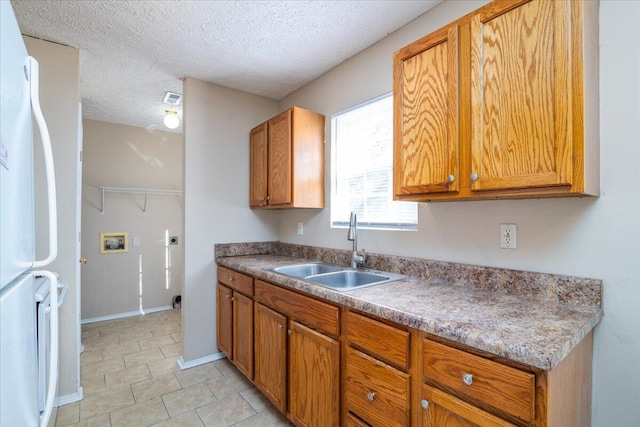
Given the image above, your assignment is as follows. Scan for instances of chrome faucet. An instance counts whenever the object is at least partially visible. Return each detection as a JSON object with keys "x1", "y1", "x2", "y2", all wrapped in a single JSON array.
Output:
[{"x1": 347, "y1": 212, "x2": 366, "y2": 268}]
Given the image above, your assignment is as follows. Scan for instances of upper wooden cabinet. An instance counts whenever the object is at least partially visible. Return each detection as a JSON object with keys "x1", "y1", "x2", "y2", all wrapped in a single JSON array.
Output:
[
  {"x1": 250, "y1": 106, "x2": 325, "y2": 209},
  {"x1": 394, "y1": 0, "x2": 599, "y2": 201},
  {"x1": 394, "y1": 24, "x2": 460, "y2": 197}
]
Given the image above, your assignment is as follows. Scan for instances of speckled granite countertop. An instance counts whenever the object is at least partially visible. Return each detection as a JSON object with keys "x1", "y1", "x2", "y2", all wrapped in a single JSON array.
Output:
[{"x1": 216, "y1": 247, "x2": 602, "y2": 371}]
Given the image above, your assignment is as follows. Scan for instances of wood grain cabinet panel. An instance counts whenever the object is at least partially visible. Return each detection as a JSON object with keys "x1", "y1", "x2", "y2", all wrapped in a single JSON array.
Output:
[
  {"x1": 470, "y1": 0, "x2": 571, "y2": 193},
  {"x1": 216, "y1": 283, "x2": 233, "y2": 359},
  {"x1": 423, "y1": 339, "x2": 535, "y2": 424},
  {"x1": 422, "y1": 385, "x2": 516, "y2": 427},
  {"x1": 249, "y1": 106, "x2": 325, "y2": 209},
  {"x1": 254, "y1": 302, "x2": 287, "y2": 413},
  {"x1": 289, "y1": 320, "x2": 340, "y2": 427},
  {"x1": 393, "y1": 0, "x2": 599, "y2": 201},
  {"x1": 254, "y1": 279, "x2": 339, "y2": 337},
  {"x1": 217, "y1": 266, "x2": 254, "y2": 295},
  {"x1": 268, "y1": 110, "x2": 293, "y2": 205},
  {"x1": 346, "y1": 412, "x2": 371, "y2": 427},
  {"x1": 216, "y1": 268, "x2": 254, "y2": 380},
  {"x1": 346, "y1": 310, "x2": 410, "y2": 371},
  {"x1": 345, "y1": 347, "x2": 410, "y2": 427},
  {"x1": 232, "y1": 292, "x2": 253, "y2": 379},
  {"x1": 394, "y1": 23, "x2": 459, "y2": 197},
  {"x1": 249, "y1": 122, "x2": 268, "y2": 207}
]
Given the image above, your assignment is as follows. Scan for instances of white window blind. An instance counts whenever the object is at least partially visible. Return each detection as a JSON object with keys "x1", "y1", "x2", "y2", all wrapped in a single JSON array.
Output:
[{"x1": 331, "y1": 93, "x2": 417, "y2": 230}]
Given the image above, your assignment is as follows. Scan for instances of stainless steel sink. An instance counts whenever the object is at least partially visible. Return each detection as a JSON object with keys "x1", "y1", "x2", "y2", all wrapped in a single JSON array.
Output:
[
  {"x1": 268, "y1": 262, "x2": 405, "y2": 291},
  {"x1": 305, "y1": 270, "x2": 405, "y2": 290},
  {"x1": 271, "y1": 262, "x2": 343, "y2": 278}
]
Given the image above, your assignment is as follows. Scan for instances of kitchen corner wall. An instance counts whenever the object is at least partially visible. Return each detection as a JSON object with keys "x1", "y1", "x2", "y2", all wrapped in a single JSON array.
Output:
[
  {"x1": 24, "y1": 37, "x2": 82, "y2": 401},
  {"x1": 277, "y1": 1, "x2": 640, "y2": 425},
  {"x1": 182, "y1": 78, "x2": 280, "y2": 362},
  {"x1": 81, "y1": 119, "x2": 183, "y2": 319}
]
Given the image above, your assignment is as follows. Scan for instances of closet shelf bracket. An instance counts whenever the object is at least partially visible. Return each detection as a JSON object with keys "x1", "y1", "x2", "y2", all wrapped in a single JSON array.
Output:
[{"x1": 99, "y1": 186, "x2": 182, "y2": 214}]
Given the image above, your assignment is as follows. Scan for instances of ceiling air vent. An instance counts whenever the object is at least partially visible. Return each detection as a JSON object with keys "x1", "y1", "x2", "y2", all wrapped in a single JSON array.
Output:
[{"x1": 163, "y1": 91, "x2": 182, "y2": 106}]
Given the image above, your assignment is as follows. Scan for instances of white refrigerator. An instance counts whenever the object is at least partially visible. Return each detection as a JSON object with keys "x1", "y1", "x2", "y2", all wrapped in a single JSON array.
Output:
[{"x1": 1, "y1": 2, "x2": 62, "y2": 426}]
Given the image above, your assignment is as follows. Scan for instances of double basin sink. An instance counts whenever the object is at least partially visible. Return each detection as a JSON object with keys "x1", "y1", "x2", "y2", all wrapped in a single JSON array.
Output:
[{"x1": 268, "y1": 262, "x2": 405, "y2": 291}]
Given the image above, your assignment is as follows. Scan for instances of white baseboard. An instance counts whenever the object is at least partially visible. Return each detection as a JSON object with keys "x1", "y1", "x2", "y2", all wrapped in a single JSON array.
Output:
[
  {"x1": 55, "y1": 387, "x2": 83, "y2": 407},
  {"x1": 81, "y1": 305, "x2": 174, "y2": 324},
  {"x1": 177, "y1": 352, "x2": 226, "y2": 370}
]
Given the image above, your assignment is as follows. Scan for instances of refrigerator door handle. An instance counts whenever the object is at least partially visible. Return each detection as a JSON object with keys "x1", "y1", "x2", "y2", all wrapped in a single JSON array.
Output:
[
  {"x1": 32, "y1": 270, "x2": 58, "y2": 427},
  {"x1": 44, "y1": 283, "x2": 68, "y2": 313},
  {"x1": 28, "y1": 56, "x2": 58, "y2": 269}
]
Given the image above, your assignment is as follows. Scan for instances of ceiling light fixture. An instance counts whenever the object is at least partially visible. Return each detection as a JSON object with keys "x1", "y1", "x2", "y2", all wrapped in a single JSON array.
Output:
[{"x1": 163, "y1": 110, "x2": 179, "y2": 129}]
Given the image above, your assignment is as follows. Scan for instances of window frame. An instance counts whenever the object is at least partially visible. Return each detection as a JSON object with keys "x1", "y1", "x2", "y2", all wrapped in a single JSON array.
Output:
[{"x1": 330, "y1": 93, "x2": 417, "y2": 231}]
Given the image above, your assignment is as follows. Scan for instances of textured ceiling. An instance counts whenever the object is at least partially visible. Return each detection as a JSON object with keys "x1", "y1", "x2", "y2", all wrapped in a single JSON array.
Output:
[{"x1": 12, "y1": 0, "x2": 441, "y2": 133}]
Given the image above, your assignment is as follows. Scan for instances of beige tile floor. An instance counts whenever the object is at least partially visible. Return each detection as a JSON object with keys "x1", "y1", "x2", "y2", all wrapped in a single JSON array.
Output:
[{"x1": 56, "y1": 308, "x2": 292, "y2": 427}]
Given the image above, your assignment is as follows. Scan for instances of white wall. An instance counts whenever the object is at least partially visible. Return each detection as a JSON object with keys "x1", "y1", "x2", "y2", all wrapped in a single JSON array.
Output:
[
  {"x1": 24, "y1": 36, "x2": 82, "y2": 400},
  {"x1": 276, "y1": 0, "x2": 640, "y2": 424},
  {"x1": 182, "y1": 78, "x2": 280, "y2": 362},
  {"x1": 81, "y1": 119, "x2": 183, "y2": 319}
]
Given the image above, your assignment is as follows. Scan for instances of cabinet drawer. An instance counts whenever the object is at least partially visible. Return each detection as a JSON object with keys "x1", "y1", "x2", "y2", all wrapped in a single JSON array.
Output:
[
  {"x1": 346, "y1": 412, "x2": 370, "y2": 427},
  {"x1": 423, "y1": 339, "x2": 535, "y2": 423},
  {"x1": 218, "y1": 266, "x2": 254, "y2": 296},
  {"x1": 346, "y1": 311, "x2": 410, "y2": 371},
  {"x1": 422, "y1": 384, "x2": 516, "y2": 427},
  {"x1": 345, "y1": 347, "x2": 410, "y2": 427},
  {"x1": 254, "y1": 280, "x2": 339, "y2": 336}
]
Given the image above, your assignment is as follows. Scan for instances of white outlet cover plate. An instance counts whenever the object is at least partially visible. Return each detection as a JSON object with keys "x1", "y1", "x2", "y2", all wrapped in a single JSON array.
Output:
[{"x1": 500, "y1": 224, "x2": 517, "y2": 249}]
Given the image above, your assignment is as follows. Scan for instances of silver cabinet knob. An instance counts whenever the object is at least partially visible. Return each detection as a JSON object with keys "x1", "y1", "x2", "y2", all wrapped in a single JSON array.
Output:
[
  {"x1": 231, "y1": 297, "x2": 235, "y2": 301},
  {"x1": 421, "y1": 399, "x2": 430, "y2": 410},
  {"x1": 447, "y1": 174, "x2": 455, "y2": 183},
  {"x1": 462, "y1": 373, "x2": 474, "y2": 386},
  {"x1": 225, "y1": 294, "x2": 231, "y2": 299},
  {"x1": 229, "y1": 276, "x2": 234, "y2": 281},
  {"x1": 278, "y1": 324, "x2": 283, "y2": 330},
  {"x1": 367, "y1": 391, "x2": 376, "y2": 401},
  {"x1": 470, "y1": 173, "x2": 478, "y2": 181},
  {"x1": 287, "y1": 329, "x2": 292, "y2": 335}
]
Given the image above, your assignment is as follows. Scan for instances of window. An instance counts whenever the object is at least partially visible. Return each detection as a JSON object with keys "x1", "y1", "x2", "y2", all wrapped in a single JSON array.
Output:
[{"x1": 331, "y1": 93, "x2": 417, "y2": 230}]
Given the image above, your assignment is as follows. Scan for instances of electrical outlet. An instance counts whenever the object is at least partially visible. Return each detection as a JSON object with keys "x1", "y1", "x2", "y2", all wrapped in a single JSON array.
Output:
[
  {"x1": 297, "y1": 222, "x2": 304, "y2": 235},
  {"x1": 500, "y1": 224, "x2": 517, "y2": 249}
]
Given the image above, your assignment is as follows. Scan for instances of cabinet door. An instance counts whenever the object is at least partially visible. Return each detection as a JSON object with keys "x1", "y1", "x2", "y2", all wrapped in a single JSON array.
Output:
[
  {"x1": 268, "y1": 109, "x2": 292, "y2": 205},
  {"x1": 470, "y1": 0, "x2": 572, "y2": 192},
  {"x1": 233, "y1": 292, "x2": 253, "y2": 380},
  {"x1": 394, "y1": 24, "x2": 459, "y2": 197},
  {"x1": 250, "y1": 122, "x2": 269, "y2": 207},
  {"x1": 422, "y1": 385, "x2": 515, "y2": 427},
  {"x1": 216, "y1": 284, "x2": 233, "y2": 359},
  {"x1": 289, "y1": 320, "x2": 340, "y2": 427},
  {"x1": 254, "y1": 303, "x2": 287, "y2": 413}
]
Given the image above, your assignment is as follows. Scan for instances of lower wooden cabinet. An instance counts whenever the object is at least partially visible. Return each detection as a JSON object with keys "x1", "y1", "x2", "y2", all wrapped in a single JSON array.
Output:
[
  {"x1": 254, "y1": 302, "x2": 287, "y2": 413},
  {"x1": 216, "y1": 283, "x2": 254, "y2": 380},
  {"x1": 422, "y1": 385, "x2": 515, "y2": 427},
  {"x1": 345, "y1": 346, "x2": 410, "y2": 427},
  {"x1": 216, "y1": 284, "x2": 233, "y2": 358},
  {"x1": 217, "y1": 266, "x2": 594, "y2": 427},
  {"x1": 346, "y1": 412, "x2": 371, "y2": 427},
  {"x1": 232, "y1": 292, "x2": 253, "y2": 379},
  {"x1": 254, "y1": 279, "x2": 341, "y2": 427},
  {"x1": 289, "y1": 320, "x2": 340, "y2": 426},
  {"x1": 423, "y1": 339, "x2": 534, "y2": 424}
]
